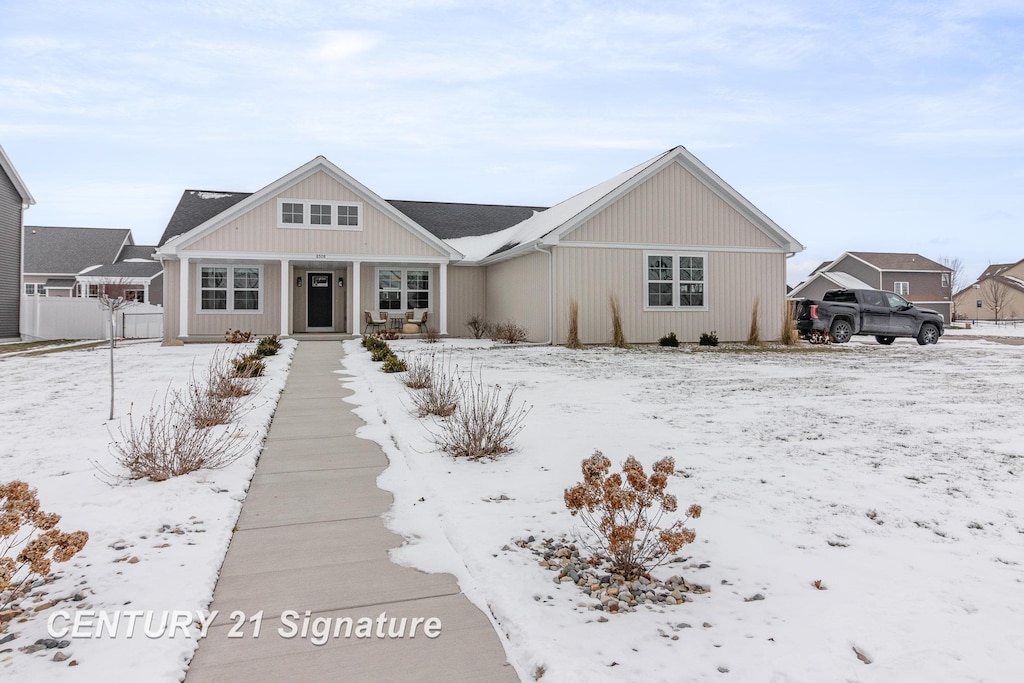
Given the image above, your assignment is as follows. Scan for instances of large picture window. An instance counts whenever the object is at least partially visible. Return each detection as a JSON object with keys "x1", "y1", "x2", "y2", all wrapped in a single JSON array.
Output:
[
  {"x1": 278, "y1": 199, "x2": 362, "y2": 230},
  {"x1": 376, "y1": 267, "x2": 431, "y2": 311},
  {"x1": 645, "y1": 252, "x2": 706, "y2": 310},
  {"x1": 200, "y1": 265, "x2": 262, "y2": 313}
]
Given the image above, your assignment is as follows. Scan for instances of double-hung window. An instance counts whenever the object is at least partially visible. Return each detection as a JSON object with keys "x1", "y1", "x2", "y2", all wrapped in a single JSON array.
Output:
[
  {"x1": 376, "y1": 267, "x2": 431, "y2": 311},
  {"x1": 645, "y1": 252, "x2": 707, "y2": 310},
  {"x1": 894, "y1": 281, "x2": 910, "y2": 296},
  {"x1": 200, "y1": 265, "x2": 262, "y2": 312}
]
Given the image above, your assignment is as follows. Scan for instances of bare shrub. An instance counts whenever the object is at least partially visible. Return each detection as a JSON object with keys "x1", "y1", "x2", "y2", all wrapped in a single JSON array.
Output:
[
  {"x1": 108, "y1": 394, "x2": 255, "y2": 482},
  {"x1": 225, "y1": 329, "x2": 253, "y2": 343},
  {"x1": 421, "y1": 327, "x2": 441, "y2": 343},
  {"x1": 609, "y1": 295, "x2": 629, "y2": 349},
  {"x1": 564, "y1": 451, "x2": 701, "y2": 581},
  {"x1": 566, "y1": 299, "x2": 583, "y2": 349},
  {"x1": 207, "y1": 349, "x2": 258, "y2": 399},
  {"x1": 466, "y1": 313, "x2": 491, "y2": 339},
  {"x1": 431, "y1": 370, "x2": 530, "y2": 460},
  {"x1": 409, "y1": 353, "x2": 459, "y2": 418},
  {"x1": 491, "y1": 321, "x2": 528, "y2": 344},
  {"x1": 402, "y1": 353, "x2": 434, "y2": 389},
  {"x1": 176, "y1": 381, "x2": 239, "y2": 429},
  {"x1": 779, "y1": 300, "x2": 797, "y2": 345},
  {"x1": 747, "y1": 296, "x2": 761, "y2": 345},
  {"x1": 2, "y1": 480, "x2": 89, "y2": 613}
]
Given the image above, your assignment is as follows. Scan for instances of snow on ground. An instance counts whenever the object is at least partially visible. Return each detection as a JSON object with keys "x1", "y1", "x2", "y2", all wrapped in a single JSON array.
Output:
[
  {"x1": 944, "y1": 320, "x2": 1024, "y2": 338},
  {"x1": 341, "y1": 336, "x2": 1024, "y2": 683},
  {"x1": 0, "y1": 339, "x2": 295, "y2": 681}
]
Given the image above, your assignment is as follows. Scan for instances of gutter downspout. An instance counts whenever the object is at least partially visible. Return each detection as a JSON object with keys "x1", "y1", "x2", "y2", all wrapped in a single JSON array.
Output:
[{"x1": 534, "y1": 243, "x2": 553, "y2": 345}]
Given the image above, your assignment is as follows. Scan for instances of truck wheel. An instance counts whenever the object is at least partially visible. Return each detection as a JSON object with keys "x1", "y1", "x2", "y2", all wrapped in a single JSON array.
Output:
[
  {"x1": 917, "y1": 323, "x2": 939, "y2": 345},
  {"x1": 875, "y1": 336, "x2": 895, "y2": 345},
  {"x1": 830, "y1": 319, "x2": 853, "y2": 344}
]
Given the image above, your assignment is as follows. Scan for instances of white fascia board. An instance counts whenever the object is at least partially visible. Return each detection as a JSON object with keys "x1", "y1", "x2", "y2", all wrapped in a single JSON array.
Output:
[
  {"x1": 168, "y1": 157, "x2": 463, "y2": 261},
  {"x1": 0, "y1": 144, "x2": 36, "y2": 206},
  {"x1": 169, "y1": 249, "x2": 451, "y2": 264}
]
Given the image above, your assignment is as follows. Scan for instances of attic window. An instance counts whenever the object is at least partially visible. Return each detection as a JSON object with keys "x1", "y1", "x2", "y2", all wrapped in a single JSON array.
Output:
[{"x1": 278, "y1": 199, "x2": 362, "y2": 230}]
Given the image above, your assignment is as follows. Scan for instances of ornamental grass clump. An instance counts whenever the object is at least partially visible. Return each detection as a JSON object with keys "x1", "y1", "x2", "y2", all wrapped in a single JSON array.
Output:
[
  {"x1": 779, "y1": 300, "x2": 798, "y2": 346},
  {"x1": 1, "y1": 480, "x2": 89, "y2": 615},
  {"x1": 564, "y1": 451, "x2": 701, "y2": 581},
  {"x1": 747, "y1": 296, "x2": 762, "y2": 346},
  {"x1": 231, "y1": 352, "x2": 265, "y2": 378},
  {"x1": 566, "y1": 299, "x2": 584, "y2": 350},
  {"x1": 609, "y1": 295, "x2": 630, "y2": 349}
]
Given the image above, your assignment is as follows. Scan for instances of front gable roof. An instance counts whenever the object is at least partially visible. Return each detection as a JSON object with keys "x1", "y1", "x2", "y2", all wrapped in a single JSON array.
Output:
[
  {"x1": 0, "y1": 144, "x2": 35, "y2": 206},
  {"x1": 789, "y1": 270, "x2": 875, "y2": 298},
  {"x1": 157, "y1": 157, "x2": 463, "y2": 259},
  {"x1": 23, "y1": 226, "x2": 132, "y2": 274},
  {"x1": 448, "y1": 146, "x2": 804, "y2": 264}
]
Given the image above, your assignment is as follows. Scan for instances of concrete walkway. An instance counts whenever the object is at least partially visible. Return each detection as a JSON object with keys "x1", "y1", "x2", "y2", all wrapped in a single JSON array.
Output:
[{"x1": 186, "y1": 341, "x2": 519, "y2": 682}]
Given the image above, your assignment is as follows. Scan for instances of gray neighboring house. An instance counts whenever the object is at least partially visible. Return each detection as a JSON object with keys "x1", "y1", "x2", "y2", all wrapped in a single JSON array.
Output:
[
  {"x1": 0, "y1": 144, "x2": 36, "y2": 338},
  {"x1": 790, "y1": 251, "x2": 953, "y2": 322},
  {"x1": 23, "y1": 226, "x2": 163, "y2": 304}
]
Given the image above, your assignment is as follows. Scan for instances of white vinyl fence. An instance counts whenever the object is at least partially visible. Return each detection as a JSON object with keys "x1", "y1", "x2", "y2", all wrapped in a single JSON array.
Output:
[{"x1": 20, "y1": 296, "x2": 163, "y2": 341}]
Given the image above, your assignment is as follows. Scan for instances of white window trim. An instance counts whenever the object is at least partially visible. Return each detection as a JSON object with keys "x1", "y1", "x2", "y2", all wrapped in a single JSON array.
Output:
[
  {"x1": 374, "y1": 267, "x2": 432, "y2": 312},
  {"x1": 277, "y1": 199, "x2": 363, "y2": 231},
  {"x1": 642, "y1": 250, "x2": 709, "y2": 312},
  {"x1": 894, "y1": 281, "x2": 910, "y2": 296},
  {"x1": 196, "y1": 264, "x2": 265, "y2": 315}
]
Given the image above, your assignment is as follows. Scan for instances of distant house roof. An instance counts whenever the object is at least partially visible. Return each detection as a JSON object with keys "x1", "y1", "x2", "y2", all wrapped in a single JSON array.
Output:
[
  {"x1": 978, "y1": 263, "x2": 1015, "y2": 280},
  {"x1": 43, "y1": 278, "x2": 76, "y2": 289},
  {"x1": 78, "y1": 261, "x2": 163, "y2": 279},
  {"x1": 23, "y1": 226, "x2": 132, "y2": 274},
  {"x1": 788, "y1": 270, "x2": 875, "y2": 298},
  {"x1": 848, "y1": 252, "x2": 950, "y2": 272},
  {"x1": 158, "y1": 189, "x2": 547, "y2": 246},
  {"x1": 118, "y1": 244, "x2": 158, "y2": 261},
  {"x1": 0, "y1": 143, "x2": 35, "y2": 205}
]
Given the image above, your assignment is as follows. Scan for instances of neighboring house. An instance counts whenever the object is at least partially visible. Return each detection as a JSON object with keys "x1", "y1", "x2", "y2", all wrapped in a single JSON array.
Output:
[
  {"x1": 790, "y1": 252, "x2": 953, "y2": 322},
  {"x1": 0, "y1": 144, "x2": 35, "y2": 338},
  {"x1": 952, "y1": 260, "x2": 1024, "y2": 322},
  {"x1": 22, "y1": 226, "x2": 163, "y2": 304},
  {"x1": 154, "y1": 146, "x2": 805, "y2": 343}
]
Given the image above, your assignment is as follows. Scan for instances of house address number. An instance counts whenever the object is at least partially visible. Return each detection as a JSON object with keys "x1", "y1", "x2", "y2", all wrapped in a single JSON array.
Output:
[{"x1": 314, "y1": 254, "x2": 327, "y2": 259}]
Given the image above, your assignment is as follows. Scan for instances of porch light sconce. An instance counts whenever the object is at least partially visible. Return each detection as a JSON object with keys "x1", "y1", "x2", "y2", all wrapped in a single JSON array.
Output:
[
  {"x1": 337, "y1": 277, "x2": 344, "y2": 287},
  {"x1": 296, "y1": 277, "x2": 302, "y2": 287}
]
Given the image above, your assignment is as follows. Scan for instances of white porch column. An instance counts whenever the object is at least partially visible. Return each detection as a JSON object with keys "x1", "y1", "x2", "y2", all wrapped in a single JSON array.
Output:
[
  {"x1": 279, "y1": 259, "x2": 290, "y2": 336},
  {"x1": 439, "y1": 262, "x2": 448, "y2": 335},
  {"x1": 349, "y1": 261, "x2": 361, "y2": 335},
  {"x1": 178, "y1": 256, "x2": 190, "y2": 338}
]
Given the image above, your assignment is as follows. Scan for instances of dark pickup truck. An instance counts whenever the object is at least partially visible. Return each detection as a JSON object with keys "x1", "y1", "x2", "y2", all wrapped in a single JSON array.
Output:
[{"x1": 795, "y1": 289, "x2": 944, "y2": 345}]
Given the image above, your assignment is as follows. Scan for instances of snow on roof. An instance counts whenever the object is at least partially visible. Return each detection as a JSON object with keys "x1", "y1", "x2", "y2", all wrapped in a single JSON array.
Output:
[
  {"x1": 823, "y1": 271, "x2": 875, "y2": 290},
  {"x1": 447, "y1": 149, "x2": 672, "y2": 263}
]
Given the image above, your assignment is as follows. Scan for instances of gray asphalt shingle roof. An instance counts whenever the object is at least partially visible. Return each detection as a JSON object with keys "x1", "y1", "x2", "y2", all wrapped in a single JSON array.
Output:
[
  {"x1": 81, "y1": 262, "x2": 163, "y2": 279},
  {"x1": 23, "y1": 226, "x2": 132, "y2": 274},
  {"x1": 157, "y1": 189, "x2": 548, "y2": 246}
]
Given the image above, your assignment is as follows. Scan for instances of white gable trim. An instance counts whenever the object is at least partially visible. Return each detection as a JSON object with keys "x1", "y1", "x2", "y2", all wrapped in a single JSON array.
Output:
[
  {"x1": 158, "y1": 156, "x2": 463, "y2": 260},
  {"x1": 789, "y1": 270, "x2": 876, "y2": 298},
  {"x1": 0, "y1": 143, "x2": 35, "y2": 206}
]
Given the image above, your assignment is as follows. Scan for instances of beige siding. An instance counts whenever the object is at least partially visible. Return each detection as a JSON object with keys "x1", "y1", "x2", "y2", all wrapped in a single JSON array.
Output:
[
  {"x1": 163, "y1": 260, "x2": 180, "y2": 339},
  {"x1": 447, "y1": 266, "x2": 487, "y2": 337},
  {"x1": 186, "y1": 261, "x2": 282, "y2": 336},
  {"x1": 485, "y1": 251, "x2": 550, "y2": 342},
  {"x1": 564, "y1": 162, "x2": 779, "y2": 249},
  {"x1": 185, "y1": 170, "x2": 443, "y2": 258},
  {"x1": 552, "y1": 246, "x2": 787, "y2": 344},
  {"x1": 954, "y1": 284, "x2": 1024, "y2": 321}
]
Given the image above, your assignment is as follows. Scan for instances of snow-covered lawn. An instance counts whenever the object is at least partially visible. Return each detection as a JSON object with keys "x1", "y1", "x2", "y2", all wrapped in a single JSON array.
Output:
[
  {"x1": 0, "y1": 340, "x2": 294, "y2": 681},
  {"x1": 341, "y1": 336, "x2": 1024, "y2": 682}
]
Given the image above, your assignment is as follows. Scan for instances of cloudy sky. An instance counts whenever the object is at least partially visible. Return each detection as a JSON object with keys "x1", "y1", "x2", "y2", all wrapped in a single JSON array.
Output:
[{"x1": 3, "y1": 0, "x2": 1022, "y2": 285}]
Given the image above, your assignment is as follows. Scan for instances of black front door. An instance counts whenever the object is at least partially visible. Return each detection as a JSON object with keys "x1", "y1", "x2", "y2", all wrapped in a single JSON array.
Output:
[{"x1": 307, "y1": 273, "x2": 333, "y2": 328}]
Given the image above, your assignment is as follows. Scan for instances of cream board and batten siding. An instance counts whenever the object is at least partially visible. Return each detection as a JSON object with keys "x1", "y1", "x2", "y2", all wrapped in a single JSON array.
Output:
[
  {"x1": 563, "y1": 162, "x2": 781, "y2": 250},
  {"x1": 485, "y1": 251, "x2": 551, "y2": 342},
  {"x1": 184, "y1": 171, "x2": 442, "y2": 259},
  {"x1": 183, "y1": 261, "x2": 282, "y2": 336},
  {"x1": 163, "y1": 260, "x2": 181, "y2": 338},
  {"x1": 447, "y1": 266, "x2": 486, "y2": 337},
  {"x1": 552, "y1": 247, "x2": 785, "y2": 344}
]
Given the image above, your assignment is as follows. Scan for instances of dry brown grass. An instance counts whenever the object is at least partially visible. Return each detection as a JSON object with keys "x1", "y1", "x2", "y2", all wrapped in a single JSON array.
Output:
[
  {"x1": 779, "y1": 300, "x2": 798, "y2": 345},
  {"x1": 609, "y1": 295, "x2": 630, "y2": 349},
  {"x1": 747, "y1": 296, "x2": 762, "y2": 345},
  {"x1": 566, "y1": 299, "x2": 584, "y2": 349}
]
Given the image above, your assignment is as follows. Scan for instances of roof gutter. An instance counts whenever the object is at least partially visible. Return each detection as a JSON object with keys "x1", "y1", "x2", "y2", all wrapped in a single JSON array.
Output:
[{"x1": 533, "y1": 243, "x2": 553, "y2": 345}]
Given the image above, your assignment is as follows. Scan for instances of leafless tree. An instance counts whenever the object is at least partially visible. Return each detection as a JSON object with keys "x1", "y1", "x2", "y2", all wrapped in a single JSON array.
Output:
[
  {"x1": 982, "y1": 277, "x2": 1012, "y2": 325},
  {"x1": 940, "y1": 257, "x2": 966, "y2": 319},
  {"x1": 96, "y1": 281, "x2": 137, "y2": 420}
]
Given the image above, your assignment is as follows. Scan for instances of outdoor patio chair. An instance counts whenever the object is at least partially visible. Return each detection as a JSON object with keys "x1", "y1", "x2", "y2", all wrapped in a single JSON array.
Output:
[
  {"x1": 364, "y1": 310, "x2": 387, "y2": 333},
  {"x1": 408, "y1": 309, "x2": 429, "y2": 331}
]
